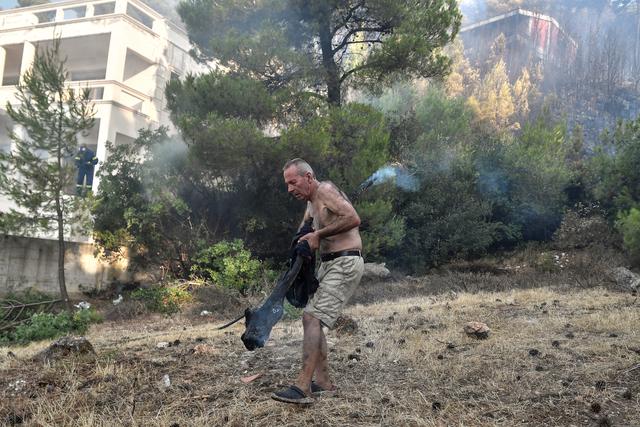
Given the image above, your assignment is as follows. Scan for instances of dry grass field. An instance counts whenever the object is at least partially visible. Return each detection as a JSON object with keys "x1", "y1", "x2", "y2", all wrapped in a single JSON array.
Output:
[{"x1": 1, "y1": 267, "x2": 639, "y2": 426}]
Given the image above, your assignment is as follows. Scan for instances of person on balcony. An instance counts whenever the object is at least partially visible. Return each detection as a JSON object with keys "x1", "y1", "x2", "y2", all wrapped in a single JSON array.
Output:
[{"x1": 74, "y1": 144, "x2": 98, "y2": 196}]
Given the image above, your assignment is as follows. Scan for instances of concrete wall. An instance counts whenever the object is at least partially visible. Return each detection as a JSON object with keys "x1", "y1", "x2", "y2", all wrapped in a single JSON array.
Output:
[{"x1": 0, "y1": 234, "x2": 128, "y2": 296}]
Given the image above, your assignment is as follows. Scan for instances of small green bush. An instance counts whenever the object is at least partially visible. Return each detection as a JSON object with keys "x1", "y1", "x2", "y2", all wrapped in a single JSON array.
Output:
[
  {"x1": 616, "y1": 207, "x2": 640, "y2": 263},
  {"x1": 533, "y1": 252, "x2": 559, "y2": 273},
  {"x1": 283, "y1": 301, "x2": 303, "y2": 320},
  {"x1": 131, "y1": 283, "x2": 193, "y2": 315},
  {"x1": 0, "y1": 308, "x2": 103, "y2": 345},
  {"x1": 191, "y1": 239, "x2": 263, "y2": 294}
]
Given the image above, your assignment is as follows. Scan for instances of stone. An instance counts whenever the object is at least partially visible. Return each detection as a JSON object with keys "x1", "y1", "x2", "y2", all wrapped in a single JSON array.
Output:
[
  {"x1": 334, "y1": 315, "x2": 358, "y2": 336},
  {"x1": 463, "y1": 321, "x2": 490, "y2": 339},
  {"x1": 608, "y1": 267, "x2": 640, "y2": 291},
  {"x1": 362, "y1": 262, "x2": 391, "y2": 279},
  {"x1": 192, "y1": 344, "x2": 216, "y2": 355},
  {"x1": 35, "y1": 336, "x2": 95, "y2": 363}
]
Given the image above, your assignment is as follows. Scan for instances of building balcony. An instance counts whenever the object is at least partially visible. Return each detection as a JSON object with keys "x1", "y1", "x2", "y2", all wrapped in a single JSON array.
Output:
[
  {"x1": 0, "y1": 0, "x2": 161, "y2": 34},
  {"x1": 0, "y1": 79, "x2": 153, "y2": 119}
]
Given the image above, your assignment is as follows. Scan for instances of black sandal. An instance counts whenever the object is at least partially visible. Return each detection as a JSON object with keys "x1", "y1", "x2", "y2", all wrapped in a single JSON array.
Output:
[{"x1": 271, "y1": 385, "x2": 314, "y2": 404}]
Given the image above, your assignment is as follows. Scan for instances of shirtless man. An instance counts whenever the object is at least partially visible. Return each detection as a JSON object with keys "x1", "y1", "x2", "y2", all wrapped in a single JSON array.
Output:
[{"x1": 272, "y1": 158, "x2": 364, "y2": 404}]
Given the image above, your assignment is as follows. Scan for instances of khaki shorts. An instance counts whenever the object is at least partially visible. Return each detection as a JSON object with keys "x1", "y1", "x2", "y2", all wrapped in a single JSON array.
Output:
[{"x1": 304, "y1": 255, "x2": 364, "y2": 329}]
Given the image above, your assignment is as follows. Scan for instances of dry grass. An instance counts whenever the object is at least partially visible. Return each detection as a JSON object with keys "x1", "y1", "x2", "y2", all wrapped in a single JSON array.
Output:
[{"x1": 1, "y1": 276, "x2": 639, "y2": 426}]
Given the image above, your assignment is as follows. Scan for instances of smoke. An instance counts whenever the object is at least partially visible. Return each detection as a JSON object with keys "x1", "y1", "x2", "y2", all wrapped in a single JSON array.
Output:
[
  {"x1": 458, "y1": 0, "x2": 488, "y2": 24},
  {"x1": 359, "y1": 164, "x2": 419, "y2": 193}
]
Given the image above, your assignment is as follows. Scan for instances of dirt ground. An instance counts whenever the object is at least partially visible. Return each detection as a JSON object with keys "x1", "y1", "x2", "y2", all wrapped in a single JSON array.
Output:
[{"x1": 1, "y1": 272, "x2": 639, "y2": 426}]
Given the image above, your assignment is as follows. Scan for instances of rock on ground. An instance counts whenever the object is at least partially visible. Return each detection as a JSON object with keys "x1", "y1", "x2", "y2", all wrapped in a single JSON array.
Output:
[
  {"x1": 34, "y1": 336, "x2": 96, "y2": 363},
  {"x1": 464, "y1": 321, "x2": 490, "y2": 339},
  {"x1": 608, "y1": 267, "x2": 640, "y2": 291},
  {"x1": 363, "y1": 263, "x2": 391, "y2": 280},
  {"x1": 334, "y1": 315, "x2": 358, "y2": 336}
]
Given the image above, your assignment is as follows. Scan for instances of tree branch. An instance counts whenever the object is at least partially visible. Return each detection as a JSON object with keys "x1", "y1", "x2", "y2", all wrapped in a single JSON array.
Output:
[
  {"x1": 332, "y1": 26, "x2": 389, "y2": 55},
  {"x1": 331, "y1": 0, "x2": 366, "y2": 38}
]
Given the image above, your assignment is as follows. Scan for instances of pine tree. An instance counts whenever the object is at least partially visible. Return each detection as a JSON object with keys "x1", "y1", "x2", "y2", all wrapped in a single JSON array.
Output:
[
  {"x1": 0, "y1": 39, "x2": 95, "y2": 311},
  {"x1": 178, "y1": 0, "x2": 462, "y2": 106}
]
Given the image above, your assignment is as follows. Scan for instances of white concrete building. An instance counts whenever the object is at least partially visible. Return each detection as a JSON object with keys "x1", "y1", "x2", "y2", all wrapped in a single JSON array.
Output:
[
  {"x1": 0, "y1": 0, "x2": 204, "y2": 294},
  {"x1": 0, "y1": 0, "x2": 202, "y2": 204}
]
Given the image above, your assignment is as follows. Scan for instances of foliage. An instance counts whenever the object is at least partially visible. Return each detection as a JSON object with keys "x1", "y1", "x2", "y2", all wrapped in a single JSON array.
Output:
[
  {"x1": 178, "y1": 0, "x2": 461, "y2": 106},
  {"x1": 553, "y1": 205, "x2": 618, "y2": 249},
  {"x1": 283, "y1": 300, "x2": 303, "y2": 320},
  {"x1": 371, "y1": 85, "x2": 506, "y2": 272},
  {"x1": 587, "y1": 116, "x2": 640, "y2": 216},
  {"x1": 500, "y1": 111, "x2": 572, "y2": 240},
  {"x1": 357, "y1": 198, "x2": 405, "y2": 261},
  {"x1": 167, "y1": 84, "x2": 398, "y2": 260},
  {"x1": 467, "y1": 59, "x2": 514, "y2": 128},
  {"x1": 616, "y1": 207, "x2": 640, "y2": 263},
  {"x1": 93, "y1": 127, "x2": 209, "y2": 277},
  {"x1": 191, "y1": 239, "x2": 264, "y2": 294},
  {"x1": 0, "y1": 38, "x2": 95, "y2": 311},
  {"x1": 131, "y1": 283, "x2": 194, "y2": 315},
  {"x1": 166, "y1": 72, "x2": 278, "y2": 125},
  {"x1": 362, "y1": 84, "x2": 577, "y2": 272},
  {"x1": 0, "y1": 308, "x2": 102, "y2": 345}
]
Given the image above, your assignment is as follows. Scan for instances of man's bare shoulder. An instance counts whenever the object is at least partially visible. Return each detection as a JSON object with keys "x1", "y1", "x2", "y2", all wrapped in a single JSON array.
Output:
[{"x1": 318, "y1": 181, "x2": 348, "y2": 200}]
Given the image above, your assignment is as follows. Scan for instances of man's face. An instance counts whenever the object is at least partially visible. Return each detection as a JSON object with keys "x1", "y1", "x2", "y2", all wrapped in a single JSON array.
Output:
[{"x1": 284, "y1": 166, "x2": 312, "y2": 201}]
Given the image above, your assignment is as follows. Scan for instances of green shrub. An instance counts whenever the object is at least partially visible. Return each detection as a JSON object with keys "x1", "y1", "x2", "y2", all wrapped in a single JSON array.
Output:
[
  {"x1": 533, "y1": 252, "x2": 559, "y2": 273},
  {"x1": 0, "y1": 308, "x2": 103, "y2": 345},
  {"x1": 616, "y1": 207, "x2": 640, "y2": 263},
  {"x1": 191, "y1": 239, "x2": 263, "y2": 294},
  {"x1": 72, "y1": 308, "x2": 104, "y2": 333},
  {"x1": 283, "y1": 301, "x2": 303, "y2": 320},
  {"x1": 131, "y1": 283, "x2": 193, "y2": 315}
]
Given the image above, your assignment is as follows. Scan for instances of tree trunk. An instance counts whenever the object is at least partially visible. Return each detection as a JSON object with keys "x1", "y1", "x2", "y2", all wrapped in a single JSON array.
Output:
[
  {"x1": 56, "y1": 94, "x2": 71, "y2": 312},
  {"x1": 318, "y1": 12, "x2": 341, "y2": 106},
  {"x1": 57, "y1": 205, "x2": 71, "y2": 312}
]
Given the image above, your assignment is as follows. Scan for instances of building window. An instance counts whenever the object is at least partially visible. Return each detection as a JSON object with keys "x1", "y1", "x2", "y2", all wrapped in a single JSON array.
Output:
[
  {"x1": 94, "y1": 2, "x2": 116, "y2": 16},
  {"x1": 64, "y1": 6, "x2": 86, "y2": 20},
  {"x1": 35, "y1": 10, "x2": 56, "y2": 24},
  {"x1": 126, "y1": 4, "x2": 153, "y2": 29}
]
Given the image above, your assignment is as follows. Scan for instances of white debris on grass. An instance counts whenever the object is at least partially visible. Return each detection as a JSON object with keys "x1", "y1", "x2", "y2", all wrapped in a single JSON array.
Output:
[
  {"x1": 74, "y1": 301, "x2": 91, "y2": 310},
  {"x1": 162, "y1": 374, "x2": 171, "y2": 388},
  {"x1": 8, "y1": 379, "x2": 26, "y2": 393},
  {"x1": 112, "y1": 294, "x2": 123, "y2": 305}
]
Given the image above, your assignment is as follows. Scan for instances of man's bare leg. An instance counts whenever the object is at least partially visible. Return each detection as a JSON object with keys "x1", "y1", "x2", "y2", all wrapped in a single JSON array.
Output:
[
  {"x1": 295, "y1": 312, "x2": 323, "y2": 395},
  {"x1": 313, "y1": 327, "x2": 334, "y2": 390}
]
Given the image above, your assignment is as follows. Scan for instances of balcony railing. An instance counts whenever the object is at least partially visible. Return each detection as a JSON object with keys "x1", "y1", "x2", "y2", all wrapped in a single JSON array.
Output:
[
  {"x1": 0, "y1": 79, "x2": 152, "y2": 116},
  {"x1": 0, "y1": 0, "x2": 158, "y2": 32}
]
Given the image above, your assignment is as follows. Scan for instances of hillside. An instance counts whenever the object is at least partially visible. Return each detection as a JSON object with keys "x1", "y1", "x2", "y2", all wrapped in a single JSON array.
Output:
[{"x1": 1, "y1": 268, "x2": 638, "y2": 426}]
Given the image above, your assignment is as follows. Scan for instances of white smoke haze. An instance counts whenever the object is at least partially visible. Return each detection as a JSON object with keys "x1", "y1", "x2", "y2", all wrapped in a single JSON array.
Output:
[
  {"x1": 458, "y1": 0, "x2": 488, "y2": 24},
  {"x1": 361, "y1": 164, "x2": 419, "y2": 192}
]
